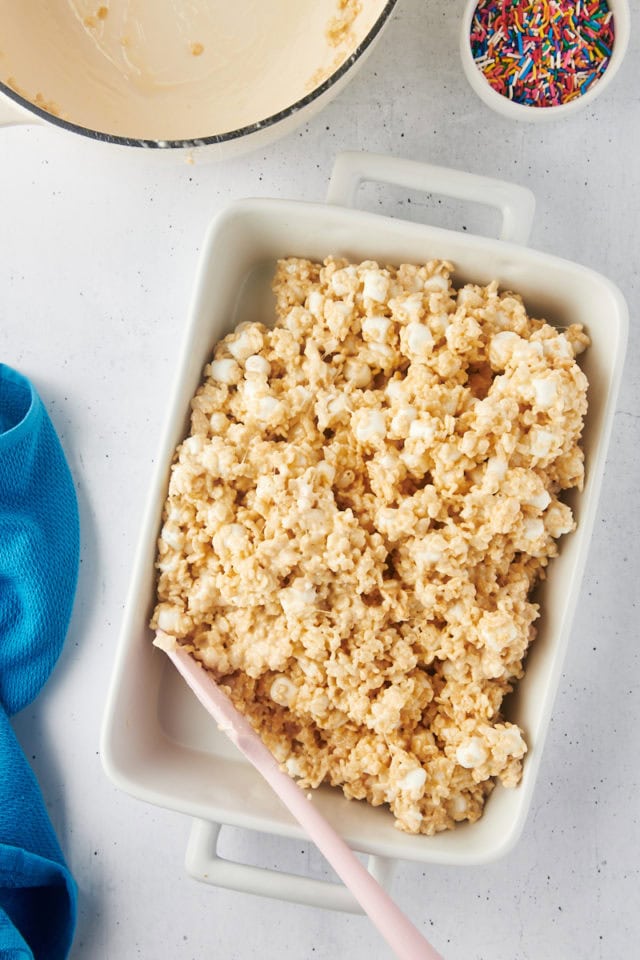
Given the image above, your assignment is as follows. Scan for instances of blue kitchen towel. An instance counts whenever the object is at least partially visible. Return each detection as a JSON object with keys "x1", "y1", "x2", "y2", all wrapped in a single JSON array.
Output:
[{"x1": 0, "y1": 365, "x2": 79, "y2": 960}]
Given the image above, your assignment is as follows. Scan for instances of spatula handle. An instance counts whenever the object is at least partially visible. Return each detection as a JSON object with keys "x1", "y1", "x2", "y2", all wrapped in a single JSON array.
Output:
[{"x1": 167, "y1": 648, "x2": 443, "y2": 960}]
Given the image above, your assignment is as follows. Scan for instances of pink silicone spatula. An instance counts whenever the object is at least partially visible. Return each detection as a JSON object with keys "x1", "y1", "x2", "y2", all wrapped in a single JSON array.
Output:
[{"x1": 164, "y1": 645, "x2": 444, "y2": 960}]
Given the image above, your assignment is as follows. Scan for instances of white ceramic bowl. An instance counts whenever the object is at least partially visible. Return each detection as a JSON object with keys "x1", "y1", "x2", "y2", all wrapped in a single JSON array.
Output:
[
  {"x1": 460, "y1": 0, "x2": 630, "y2": 122},
  {"x1": 101, "y1": 153, "x2": 627, "y2": 912}
]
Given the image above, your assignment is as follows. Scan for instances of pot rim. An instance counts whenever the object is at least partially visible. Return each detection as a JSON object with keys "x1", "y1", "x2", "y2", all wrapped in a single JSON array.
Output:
[{"x1": 0, "y1": 0, "x2": 399, "y2": 149}]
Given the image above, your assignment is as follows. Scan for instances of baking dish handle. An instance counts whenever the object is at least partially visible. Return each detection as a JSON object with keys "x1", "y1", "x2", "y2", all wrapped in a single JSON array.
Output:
[
  {"x1": 327, "y1": 151, "x2": 535, "y2": 245},
  {"x1": 185, "y1": 818, "x2": 396, "y2": 913}
]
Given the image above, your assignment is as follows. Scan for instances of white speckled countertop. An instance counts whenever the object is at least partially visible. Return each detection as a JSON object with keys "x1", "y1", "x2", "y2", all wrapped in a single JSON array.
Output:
[{"x1": 1, "y1": 2, "x2": 639, "y2": 958}]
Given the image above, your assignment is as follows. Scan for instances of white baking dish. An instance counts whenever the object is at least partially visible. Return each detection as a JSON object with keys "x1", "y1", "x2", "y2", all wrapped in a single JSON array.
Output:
[{"x1": 101, "y1": 153, "x2": 628, "y2": 912}]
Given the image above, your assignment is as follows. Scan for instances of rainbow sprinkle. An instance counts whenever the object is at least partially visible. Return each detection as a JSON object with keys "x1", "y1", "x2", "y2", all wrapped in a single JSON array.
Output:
[{"x1": 470, "y1": 0, "x2": 615, "y2": 107}]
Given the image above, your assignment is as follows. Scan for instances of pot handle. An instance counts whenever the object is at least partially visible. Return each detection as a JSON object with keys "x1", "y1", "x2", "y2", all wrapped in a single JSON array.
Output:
[
  {"x1": 185, "y1": 818, "x2": 396, "y2": 914},
  {"x1": 0, "y1": 93, "x2": 33, "y2": 128},
  {"x1": 327, "y1": 151, "x2": 535, "y2": 245}
]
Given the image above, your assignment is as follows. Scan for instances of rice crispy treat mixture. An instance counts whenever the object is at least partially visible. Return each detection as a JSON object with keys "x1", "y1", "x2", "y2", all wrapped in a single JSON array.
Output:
[{"x1": 152, "y1": 256, "x2": 589, "y2": 835}]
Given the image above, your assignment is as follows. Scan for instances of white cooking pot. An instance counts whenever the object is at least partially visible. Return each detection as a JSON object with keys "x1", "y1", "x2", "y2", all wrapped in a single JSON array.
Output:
[{"x1": 0, "y1": 1, "x2": 398, "y2": 159}]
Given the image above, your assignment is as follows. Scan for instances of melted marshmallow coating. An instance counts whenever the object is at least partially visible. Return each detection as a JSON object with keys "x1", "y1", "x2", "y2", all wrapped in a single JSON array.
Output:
[{"x1": 152, "y1": 256, "x2": 589, "y2": 835}]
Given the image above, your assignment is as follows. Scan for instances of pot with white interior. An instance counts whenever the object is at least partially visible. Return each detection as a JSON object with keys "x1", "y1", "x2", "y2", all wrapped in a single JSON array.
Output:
[{"x1": 0, "y1": 1, "x2": 398, "y2": 159}]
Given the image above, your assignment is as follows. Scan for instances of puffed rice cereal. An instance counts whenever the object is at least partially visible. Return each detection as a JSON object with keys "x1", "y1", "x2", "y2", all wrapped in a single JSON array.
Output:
[{"x1": 151, "y1": 256, "x2": 589, "y2": 835}]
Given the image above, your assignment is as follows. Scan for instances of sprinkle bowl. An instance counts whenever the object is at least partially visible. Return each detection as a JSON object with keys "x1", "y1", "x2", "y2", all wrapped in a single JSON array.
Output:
[{"x1": 460, "y1": 0, "x2": 630, "y2": 121}]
